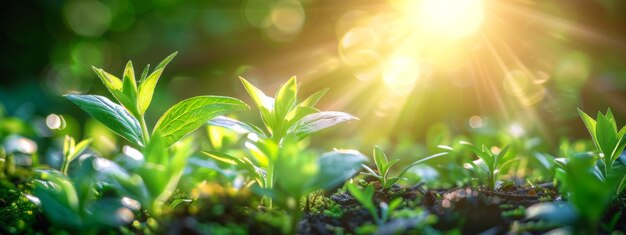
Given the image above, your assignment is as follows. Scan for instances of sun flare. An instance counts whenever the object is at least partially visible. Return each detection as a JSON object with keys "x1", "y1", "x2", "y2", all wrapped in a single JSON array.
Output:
[{"x1": 400, "y1": 0, "x2": 485, "y2": 38}]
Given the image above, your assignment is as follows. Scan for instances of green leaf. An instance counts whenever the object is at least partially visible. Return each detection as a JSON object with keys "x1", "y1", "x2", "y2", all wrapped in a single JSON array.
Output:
[
  {"x1": 153, "y1": 52, "x2": 178, "y2": 73},
  {"x1": 618, "y1": 174, "x2": 626, "y2": 195},
  {"x1": 612, "y1": 127, "x2": 626, "y2": 162},
  {"x1": 93, "y1": 66, "x2": 140, "y2": 117},
  {"x1": 137, "y1": 68, "x2": 164, "y2": 115},
  {"x1": 596, "y1": 112, "x2": 618, "y2": 157},
  {"x1": 63, "y1": 135, "x2": 74, "y2": 159},
  {"x1": 240, "y1": 77, "x2": 275, "y2": 132},
  {"x1": 92, "y1": 66, "x2": 122, "y2": 91},
  {"x1": 240, "y1": 77, "x2": 274, "y2": 111},
  {"x1": 373, "y1": 146, "x2": 389, "y2": 175},
  {"x1": 69, "y1": 138, "x2": 93, "y2": 162},
  {"x1": 289, "y1": 111, "x2": 358, "y2": 138},
  {"x1": 606, "y1": 108, "x2": 617, "y2": 130},
  {"x1": 66, "y1": 95, "x2": 143, "y2": 145},
  {"x1": 274, "y1": 76, "x2": 297, "y2": 119},
  {"x1": 396, "y1": 152, "x2": 449, "y2": 179},
  {"x1": 494, "y1": 145, "x2": 510, "y2": 168},
  {"x1": 299, "y1": 88, "x2": 328, "y2": 108},
  {"x1": 346, "y1": 184, "x2": 378, "y2": 222},
  {"x1": 153, "y1": 96, "x2": 248, "y2": 147},
  {"x1": 207, "y1": 116, "x2": 267, "y2": 138},
  {"x1": 140, "y1": 64, "x2": 150, "y2": 82},
  {"x1": 578, "y1": 108, "x2": 598, "y2": 147},
  {"x1": 312, "y1": 150, "x2": 367, "y2": 190},
  {"x1": 121, "y1": 61, "x2": 139, "y2": 115},
  {"x1": 202, "y1": 150, "x2": 264, "y2": 181}
]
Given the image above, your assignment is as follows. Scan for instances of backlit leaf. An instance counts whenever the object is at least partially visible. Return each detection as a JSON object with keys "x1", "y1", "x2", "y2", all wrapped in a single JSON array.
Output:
[
  {"x1": 66, "y1": 94, "x2": 143, "y2": 145},
  {"x1": 153, "y1": 96, "x2": 248, "y2": 147}
]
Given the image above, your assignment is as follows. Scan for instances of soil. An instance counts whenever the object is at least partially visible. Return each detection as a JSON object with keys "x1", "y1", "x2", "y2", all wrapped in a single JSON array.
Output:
[{"x1": 299, "y1": 183, "x2": 560, "y2": 235}]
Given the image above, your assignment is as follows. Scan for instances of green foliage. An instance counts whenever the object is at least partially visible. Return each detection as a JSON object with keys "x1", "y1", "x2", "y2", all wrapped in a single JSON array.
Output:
[
  {"x1": 461, "y1": 142, "x2": 517, "y2": 191},
  {"x1": 65, "y1": 95, "x2": 143, "y2": 145},
  {"x1": 108, "y1": 134, "x2": 194, "y2": 216},
  {"x1": 578, "y1": 108, "x2": 626, "y2": 193},
  {"x1": 346, "y1": 183, "x2": 402, "y2": 226},
  {"x1": 153, "y1": 96, "x2": 249, "y2": 147},
  {"x1": 33, "y1": 159, "x2": 135, "y2": 230},
  {"x1": 556, "y1": 153, "x2": 614, "y2": 229},
  {"x1": 69, "y1": 53, "x2": 247, "y2": 148},
  {"x1": 206, "y1": 77, "x2": 359, "y2": 197},
  {"x1": 252, "y1": 140, "x2": 367, "y2": 233},
  {"x1": 361, "y1": 146, "x2": 449, "y2": 191},
  {"x1": 211, "y1": 77, "x2": 356, "y2": 142},
  {"x1": 60, "y1": 135, "x2": 92, "y2": 175}
]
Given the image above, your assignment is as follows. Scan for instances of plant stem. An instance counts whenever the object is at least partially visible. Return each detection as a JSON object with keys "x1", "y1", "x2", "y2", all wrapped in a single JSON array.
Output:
[
  {"x1": 289, "y1": 197, "x2": 302, "y2": 235},
  {"x1": 140, "y1": 115, "x2": 151, "y2": 146},
  {"x1": 266, "y1": 161, "x2": 275, "y2": 208},
  {"x1": 61, "y1": 157, "x2": 69, "y2": 175}
]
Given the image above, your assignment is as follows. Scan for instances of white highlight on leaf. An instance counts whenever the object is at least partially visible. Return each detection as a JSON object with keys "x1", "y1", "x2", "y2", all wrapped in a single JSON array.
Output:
[{"x1": 123, "y1": 145, "x2": 143, "y2": 161}]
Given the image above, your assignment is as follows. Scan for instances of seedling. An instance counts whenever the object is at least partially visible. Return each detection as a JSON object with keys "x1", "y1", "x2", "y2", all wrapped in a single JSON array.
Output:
[
  {"x1": 205, "y1": 77, "x2": 358, "y2": 193},
  {"x1": 252, "y1": 139, "x2": 367, "y2": 233},
  {"x1": 578, "y1": 108, "x2": 626, "y2": 194},
  {"x1": 34, "y1": 158, "x2": 136, "y2": 230},
  {"x1": 107, "y1": 134, "x2": 194, "y2": 216},
  {"x1": 529, "y1": 152, "x2": 614, "y2": 233},
  {"x1": 461, "y1": 142, "x2": 517, "y2": 191},
  {"x1": 60, "y1": 135, "x2": 92, "y2": 175},
  {"x1": 346, "y1": 183, "x2": 402, "y2": 226},
  {"x1": 67, "y1": 52, "x2": 248, "y2": 148},
  {"x1": 361, "y1": 146, "x2": 449, "y2": 191}
]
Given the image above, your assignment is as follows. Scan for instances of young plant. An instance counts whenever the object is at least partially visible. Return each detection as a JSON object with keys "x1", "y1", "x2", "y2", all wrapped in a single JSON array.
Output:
[
  {"x1": 67, "y1": 52, "x2": 248, "y2": 148},
  {"x1": 346, "y1": 183, "x2": 402, "y2": 226},
  {"x1": 208, "y1": 76, "x2": 357, "y2": 143},
  {"x1": 205, "y1": 77, "x2": 357, "y2": 192},
  {"x1": 578, "y1": 108, "x2": 626, "y2": 192},
  {"x1": 528, "y1": 152, "x2": 614, "y2": 233},
  {"x1": 107, "y1": 134, "x2": 194, "y2": 216},
  {"x1": 60, "y1": 135, "x2": 92, "y2": 175},
  {"x1": 253, "y1": 139, "x2": 367, "y2": 233},
  {"x1": 461, "y1": 142, "x2": 517, "y2": 191},
  {"x1": 361, "y1": 146, "x2": 449, "y2": 191},
  {"x1": 33, "y1": 157, "x2": 136, "y2": 230}
]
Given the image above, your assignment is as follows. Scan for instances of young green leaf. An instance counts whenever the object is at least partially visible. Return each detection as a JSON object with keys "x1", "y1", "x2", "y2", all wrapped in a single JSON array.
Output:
[
  {"x1": 311, "y1": 150, "x2": 367, "y2": 190},
  {"x1": 121, "y1": 61, "x2": 139, "y2": 115},
  {"x1": 92, "y1": 66, "x2": 122, "y2": 91},
  {"x1": 153, "y1": 96, "x2": 248, "y2": 147},
  {"x1": 137, "y1": 68, "x2": 164, "y2": 115},
  {"x1": 596, "y1": 112, "x2": 618, "y2": 157},
  {"x1": 373, "y1": 146, "x2": 389, "y2": 175},
  {"x1": 578, "y1": 108, "x2": 598, "y2": 147},
  {"x1": 273, "y1": 76, "x2": 297, "y2": 119},
  {"x1": 289, "y1": 111, "x2": 357, "y2": 138},
  {"x1": 153, "y1": 51, "x2": 178, "y2": 73},
  {"x1": 140, "y1": 64, "x2": 150, "y2": 82},
  {"x1": 207, "y1": 116, "x2": 267, "y2": 138},
  {"x1": 396, "y1": 152, "x2": 449, "y2": 179},
  {"x1": 239, "y1": 77, "x2": 275, "y2": 132},
  {"x1": 70, "y1": 138, "x2": 93, "y2": 162},
  {"x1": 346, "y1": 184, "x2": 378, "y2": 222},
  {"x1": 240, "y1": 77, "x2": 274, "y2": 111},
  {"x1": 298, "y1": 88, "x2": 328, "y2": 108},
  {"x1": 66, "y1": 94, "x2": 143, "y2": 145}
]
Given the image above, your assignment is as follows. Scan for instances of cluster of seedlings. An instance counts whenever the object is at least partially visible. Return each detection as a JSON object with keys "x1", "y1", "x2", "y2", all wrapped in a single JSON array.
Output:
[{"x1": 1, "y1": 53, "x2": 625, "y2": 234}]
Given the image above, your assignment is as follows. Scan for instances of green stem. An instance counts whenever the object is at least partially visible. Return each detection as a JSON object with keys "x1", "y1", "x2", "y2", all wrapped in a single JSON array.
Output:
[
  {"x1": 289, "y1": 197, "x2": 302, "y2": 235},
  {"x1": 61, "y1": 157, "x2": 69, "y2": 175},
  {"x1": 266, "y1": 162, "x2": 275, "y2": 208},
  {"x1": 139, "y1": 115, "x2": 151, "y2": 146}
]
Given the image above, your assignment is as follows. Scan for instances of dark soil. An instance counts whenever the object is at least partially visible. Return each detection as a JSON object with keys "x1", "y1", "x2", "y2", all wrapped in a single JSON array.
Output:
[{"x1": 299, "y1": 183, "x2": 559, "y2": 235}]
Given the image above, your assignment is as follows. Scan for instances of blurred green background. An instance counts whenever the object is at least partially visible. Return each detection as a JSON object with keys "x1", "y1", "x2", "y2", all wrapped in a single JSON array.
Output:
[{"x1": 2, "y1": 0, "x2": 626, "y2": 152}]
